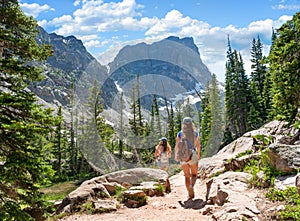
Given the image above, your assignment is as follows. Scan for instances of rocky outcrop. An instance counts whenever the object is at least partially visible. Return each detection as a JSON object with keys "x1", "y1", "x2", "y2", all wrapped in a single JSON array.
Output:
[
  {"x1": 205, "y1": 172, "x2": 260, "y2": 220},
  {"x1": 198, "y1": 120, "x2": 300, "y2": 221},
  {"x1": 55, "y1": 168, "x2": 170, "y2": 215},
  {"x1": 268, "y1": 143, "x2": 300, "y2": 173},
  {"x1": 199, "y1": 120, "x2": 299, "y2": 179}
]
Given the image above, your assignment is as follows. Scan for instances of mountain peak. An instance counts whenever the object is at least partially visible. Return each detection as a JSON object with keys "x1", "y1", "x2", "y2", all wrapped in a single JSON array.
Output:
[{"x1": 165, "y1": 36, "x2": 199, "y2": 55}]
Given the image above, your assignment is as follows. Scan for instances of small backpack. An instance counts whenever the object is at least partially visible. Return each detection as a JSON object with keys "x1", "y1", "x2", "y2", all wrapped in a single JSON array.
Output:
[{"x1": 175, "y1": 131, "x2": 196, "y2": 162}]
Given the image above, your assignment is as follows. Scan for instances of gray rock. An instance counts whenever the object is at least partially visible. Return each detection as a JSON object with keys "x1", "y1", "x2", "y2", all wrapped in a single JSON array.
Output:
[
  {"x1": 274, "y1": 174, "x2": 297, "y2": 190},
  {"x1": 55, "y1": 168, "x2": 169, "y2": 215},
  {"x1": 268, "y1": 143, "x2": 300, "y2": 172},
  {"x1": 103, "y1": 168, "x2": 169, "y2": 185},
  {"x1": 206, "y1": 172, "x2": 259, "y2": 220}
]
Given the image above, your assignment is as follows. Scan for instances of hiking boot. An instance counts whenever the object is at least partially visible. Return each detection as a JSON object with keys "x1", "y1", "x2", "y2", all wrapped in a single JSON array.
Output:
[{"x1": 188, "y1": 185, "x2": 194, "y2": 199}]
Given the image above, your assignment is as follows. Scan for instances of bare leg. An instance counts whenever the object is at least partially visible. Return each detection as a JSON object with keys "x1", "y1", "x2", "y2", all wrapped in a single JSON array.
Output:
[
  {"x1": 181, "y1": 164, "x2": 195, "y2": 199},
  {"x1": 190, "y1": 163, "x2": 198, "y2": 187},
  {"x1": 181, "y1": 164, "x2": 191, "y2": 190}
]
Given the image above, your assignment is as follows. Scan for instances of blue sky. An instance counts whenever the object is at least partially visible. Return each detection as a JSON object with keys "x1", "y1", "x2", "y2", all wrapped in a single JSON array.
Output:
[{"x1": 19, "y1": 0, "x2": 300, "y2": 82}]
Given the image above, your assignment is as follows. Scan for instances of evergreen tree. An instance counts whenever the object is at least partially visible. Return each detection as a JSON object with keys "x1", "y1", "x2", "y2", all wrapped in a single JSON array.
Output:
[
  {"x1": 205, "y1": 74, "x2": 224, "y2": 156},
  {"x1": 224, "y1": 36, "x2": 238, "y2": 138},
  {"x1": 224, "y1": 37, "x2": 249, "y2": 138},
  {"x1": 153, "y1": 94, "x2": 162, "y2": 138},
  {"x1": 129, "y1": 82, "x2": 138, "y2": 135},
  {"x1": 117, "y1": 92, "x2": 124, "y2": 169},
  {"x1": 174, "y1": 102, "x2": 183, "y2": 134},
  {"x1": 136, "y1": 75, "x2": 144, "y2": 136},
  {"x1": 83, "y1": 80, "x2": 117, "y2": 173},
  {"x1": 182, "y1": 97, "x2": 195, "y2": 118},
  {"x1": 52, "y1": 106, "x2": 68, "y2": 180},
  {"x1": 235, "y1": 52, "x2": 249, "y2": 136},
  {"x1": 248, "y1": 36, "x2": 268, "y2": 129},
  {"x1": 200, "y1": 82, "x2": 211, "y2": 152},
  {"x1": 0, "y1": 1, "x2": 54, "y2": 219},
  {"x1": 268, "y1": 12, "x2": 300, "y2": 123},
  {"x1": 167, "y1": 103, "x2": 176, "y2": 148},
  {"x1": 69, "y1": 83, "x2": 77, "y2": 176}
]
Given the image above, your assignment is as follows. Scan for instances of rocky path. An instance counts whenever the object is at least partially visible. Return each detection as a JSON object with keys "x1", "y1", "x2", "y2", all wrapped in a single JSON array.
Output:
[{"x1": 58, "y1": 172, "x2": 211, "y2": 221}]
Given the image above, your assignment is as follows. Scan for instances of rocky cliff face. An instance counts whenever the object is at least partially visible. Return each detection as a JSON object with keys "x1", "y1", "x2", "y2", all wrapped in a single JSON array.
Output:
[
  {"x1": 102, "y1": 36, "x2": 212, "y2": 109},
  {"x1": 31, "y1": 27, "x2": 110, "y2": 113}
]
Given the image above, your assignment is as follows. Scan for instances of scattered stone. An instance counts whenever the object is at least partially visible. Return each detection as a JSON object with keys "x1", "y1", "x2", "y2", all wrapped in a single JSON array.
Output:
[
  {"x1": 274, "y1": 174, "x2": 297, "y2": 190},
  {"x1": 93, "y1": 199, "x2": 119, "y2": 213},
  {"x1": 121, "y1": 190, "x2": 147, "y2": 208}
]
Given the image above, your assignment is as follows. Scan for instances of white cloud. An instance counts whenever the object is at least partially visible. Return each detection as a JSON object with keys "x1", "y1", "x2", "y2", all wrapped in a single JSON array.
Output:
[
  {"x1": 34, "y1": 0, "x2": 294, "y2": 83},
  {"x1": 51, "y1": 0, "x2": 156, "y2": 37},
  {"x1": 73, "y1": 0, "x2": 81, "y2": 7},
  {"x1": 51, "y1": 15, "x2": 73, "y2": 26},
  {"x1": 20, "y1": 3, "x2": 54, "y2": 17},
  {"x1": 272, "y1": 4, "x2": 300, "y2": 10},
  {"x1": 142, "y1": 9, "x2": 294, "y2": 82}
]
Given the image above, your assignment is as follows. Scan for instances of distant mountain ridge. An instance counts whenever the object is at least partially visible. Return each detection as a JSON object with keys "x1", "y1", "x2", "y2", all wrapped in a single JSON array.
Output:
[{"x1": 32, "y1": 28, "x2": 212, "y2": 115}]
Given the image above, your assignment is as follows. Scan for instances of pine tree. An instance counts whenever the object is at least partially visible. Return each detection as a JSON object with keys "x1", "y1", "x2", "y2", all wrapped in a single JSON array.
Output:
[
  {"x1": 200, "y1": 82, "x2": 211, "y2": 151},
  {"x1": 225, "y1": 36, "x2": 238, "y2": 138},
  {"x1": 83, "y1": 80, "x2": 116, "y2": 173},
  {"x1": 69, "y1": 83, "x2": 77, "y2": 175},
  {"x1": 52, "y1": 106, "x2": 68, "y2": 180},
  {"x1": 268, "y1": 12, "x2": 300, "y2": 123},
  {"x1": 0, "y1": 1, "x2": 54, "y2": 219},
  {"x1": 248, "y1": 36, "x2": 268, "y2": 129},
  {"x1": 183, "y1": 97, "x2": 195, "y2": 118},
  {"x1": 167, "y1": 103, "x2": 176, "y2": 148},
  {"x1": 174, "y1": 102, "x2": 183, "y2": 134},
  {"x1": 153, "y1": 94, "x2": 162, "y2": 138},
  {"x1": 117, "y1": 92, "x2": 124, "y2": 169},
  {"x1": 205, "y1": 74, "x2": 224, "y2": 156},
  {"x1": 129, "y1": 82, "x2": 138, "y2": 135},
  {"x1": 235, "y1": 52, "x2": 249, "y2": 137},
  {"x1": 136, "y1": 75, "x2": 144, "y2": 136},
  {"x1": 224, "y1": 37, "x2": 249, "y2": 139}
]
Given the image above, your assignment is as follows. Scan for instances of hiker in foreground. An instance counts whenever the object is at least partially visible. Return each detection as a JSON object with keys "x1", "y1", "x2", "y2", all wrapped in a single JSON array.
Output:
[
  {"x1": 154, "y1": 137, "x2": 172, "y2": 171},
  {"x1": 175, "y1": 117, "x2": 201, "y2": 199}
]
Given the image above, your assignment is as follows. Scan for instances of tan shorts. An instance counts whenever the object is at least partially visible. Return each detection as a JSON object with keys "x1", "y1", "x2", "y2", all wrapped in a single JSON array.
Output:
[
  {"x1": 180, "y1": 158, "x2": 198, "y2": 165},
  {"x1": 180, "y1": 151, "x2": 198, "y2": 165}
]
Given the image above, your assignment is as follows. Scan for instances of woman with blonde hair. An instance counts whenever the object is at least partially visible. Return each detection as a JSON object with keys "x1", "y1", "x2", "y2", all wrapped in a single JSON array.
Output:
[
  {"x1": 154, "y1": 137, "x2": 172, "y2": 171},
  {"x1": 175, "y1": 117, "x2": 200, "y2": 199}
]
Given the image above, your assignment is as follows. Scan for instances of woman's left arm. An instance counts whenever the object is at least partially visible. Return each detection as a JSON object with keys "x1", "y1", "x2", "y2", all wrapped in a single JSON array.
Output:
[{"x1": 196, "y1": 136, "x2": 201, "y2": 160}]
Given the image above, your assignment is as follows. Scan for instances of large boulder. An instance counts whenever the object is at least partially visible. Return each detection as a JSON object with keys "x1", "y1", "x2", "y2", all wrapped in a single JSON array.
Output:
[
  {"x1": 268, "y1": 143, "x2": 300, "y2": 173},
  {"x1": 102, "y1": 168, "x2": 168, "y2": 185},
  {"x1": 55, "y1": 168, "x2": 170, "y2": 215}
]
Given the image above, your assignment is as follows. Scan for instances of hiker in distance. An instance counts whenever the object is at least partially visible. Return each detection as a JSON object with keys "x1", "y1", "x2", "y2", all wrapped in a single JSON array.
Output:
[
  {"x1": 154, "y1": 137, "x2": 172, "y2": 171},
  {"x1": 175, "y1": 117, "x2": 201, "y2": 199}
]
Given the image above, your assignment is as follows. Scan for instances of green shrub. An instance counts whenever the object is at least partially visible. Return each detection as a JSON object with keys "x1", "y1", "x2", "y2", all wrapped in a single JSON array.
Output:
[
  {"x1": 236, "y1": 149, "x2": 253, "y2": 158},
  {"x1": 266, "y1": 186, "x2": 300, "y2": 220}
]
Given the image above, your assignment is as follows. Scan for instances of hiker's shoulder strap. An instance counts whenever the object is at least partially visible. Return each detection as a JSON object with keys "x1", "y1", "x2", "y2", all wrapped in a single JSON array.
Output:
[{"x1": 177, "y1": 131, "x2": 183, "y2": 138}]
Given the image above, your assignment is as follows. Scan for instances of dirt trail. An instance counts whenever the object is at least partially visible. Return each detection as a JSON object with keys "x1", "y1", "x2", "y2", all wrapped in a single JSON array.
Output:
[{"x1": 58, "y1": 172, "x2": 211, "y2": 221}]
